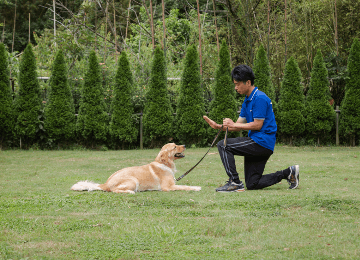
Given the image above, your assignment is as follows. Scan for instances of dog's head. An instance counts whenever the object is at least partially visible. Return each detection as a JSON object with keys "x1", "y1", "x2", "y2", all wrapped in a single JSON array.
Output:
[{"x1": 155, "y1": 143, "x2": 186, "y2": 168}]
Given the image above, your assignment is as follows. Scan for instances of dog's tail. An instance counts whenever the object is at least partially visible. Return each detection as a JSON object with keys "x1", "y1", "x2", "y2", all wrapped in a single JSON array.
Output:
[{"x1": 71, "y1": 181, "x2": 103, "y2": 192}]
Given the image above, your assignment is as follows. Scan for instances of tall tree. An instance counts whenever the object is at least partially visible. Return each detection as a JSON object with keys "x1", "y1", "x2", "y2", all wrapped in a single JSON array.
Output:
[
  {"x1": 110, "y1": 51, "x2": 138, "y2": 149},
  {"x1": 14, "y1": 43, "x2": 43, "y2": 148},
  {"x1": 76, "y1": 51, "x2": 108, "y2": 147},
  {"x1": 44, "y1": 49, "x2": 75, "y2": 147},
  {"x1": 305, "y1": 49, "x2": 335, "y2": 145},
  {"x1": 176, "y1": 45, "x2": 207, "y2": 146},
  {"x1": 208, "y1": 40, "x2": 237, "y2": 138},
  {"x1": 143, "y1": 46, "x2": 173, "y2": 147},
  {"x1": 278, "y1": 56, "x2": 305, "y2": 144},
  {"x1": 340, "y1": 38, "x2": 360, "y2": 146},
  {"x1": 0, "y1": 43, "x2": 14, "y2": 149},
  {"x1": 253, "y1": 44, "x2": 277, "y2": 118}
]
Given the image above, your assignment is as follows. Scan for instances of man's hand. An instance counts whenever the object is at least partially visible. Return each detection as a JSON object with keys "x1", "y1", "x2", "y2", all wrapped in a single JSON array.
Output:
[
  {"x1": 223, "y1": 118, "x2": 235, "y2": 128},
  {"x1": 203, "y1": 116, "x2": 221, "y2": 130}
]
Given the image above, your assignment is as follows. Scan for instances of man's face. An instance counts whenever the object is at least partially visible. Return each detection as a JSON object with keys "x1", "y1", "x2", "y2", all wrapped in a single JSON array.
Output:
[{"x1": 234, "y1": 79, "x2": 251, "y2": 95}]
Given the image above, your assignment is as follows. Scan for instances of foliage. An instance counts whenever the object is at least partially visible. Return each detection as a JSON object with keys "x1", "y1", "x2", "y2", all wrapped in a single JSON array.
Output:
[
  {"x1": 44, "y1": 49, "x2": 75, "y2": 146},
  {"x1": 175, "y1": 45, "x2": 207, "y2": 146},
  {"x1": 14, "y1": 43, "x2": 43, "y2": 148},
  {"x1": 143, "y1": 46, "x2": 173, "y2": 147},
  {"x1": 305, "y1": 50, "x2": 335, "y2": 144},
  {"x1": 208, "y1": 40, "x2": 238, "y2": 138},
  {"x1": 278, "y1": 56, "x2": 305, "y2": 143},
  {"x1": 76, "y1": 51, "x2": 108, "y2": 147},
  {"x1": 253, "y1": 44, "x2": 278, "y2": 118},
  {"x1": 109, "y1": 51, "x2": 138, "y2": 148},
  {"x1": 324, "y1": 53, "x2": 347, "y2": 107},
  {"x1": 0, "y1": 43, "x2": 14, "y2": 148},
  {"x1": 339, "y1": 38, "x2": 360, "y2": 146}
]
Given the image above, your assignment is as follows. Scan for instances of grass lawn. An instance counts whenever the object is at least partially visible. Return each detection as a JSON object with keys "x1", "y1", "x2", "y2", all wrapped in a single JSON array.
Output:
[{"x1": 1, "y1": 145, "x2": 360, "y2": 259}]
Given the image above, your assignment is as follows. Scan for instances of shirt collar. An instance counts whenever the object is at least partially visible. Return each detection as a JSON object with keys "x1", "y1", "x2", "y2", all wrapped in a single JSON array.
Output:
[{"x1": 245, "y1": 87, "x2": 258, "y2": 102}]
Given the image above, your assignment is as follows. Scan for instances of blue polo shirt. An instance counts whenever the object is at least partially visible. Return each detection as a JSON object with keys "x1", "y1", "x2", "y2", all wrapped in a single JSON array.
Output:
[{"x1": 239, "y1": 87, "x2": 277, "y2": 151}]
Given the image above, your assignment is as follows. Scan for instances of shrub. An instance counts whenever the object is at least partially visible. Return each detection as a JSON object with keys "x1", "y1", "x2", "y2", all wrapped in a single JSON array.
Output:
[
  {"x1": 76, "y1": 51, "x2": 109, "y2": 147},
  {"x1": 143, "y1": 46, "x2": 173, "y2": 147},
  {"x1": 208, "y1": 40, "x2": 238, "y2": 139},
  {"x1": 110, "y1": 51, "x2": 138, "y2": 149},
  {"x1": 44, "y1": 50, "x2": 75, "y2": 147},
  {"x1": 175, "y1": 45, "x2": 207, "y2": 146},
  {"x1": 14, "y1": 43, "x2": 43, "y2": 148},
  {"x1": 340, "y1": 38, "x2": 360, "y2": 146},
  {"x1": 0, "y1": 43, "x2": 14, "y2": 149},
  {"x1": 305, "y1": 49, "x2": 335, "y2": 145},
  {"x1": 278, "y1": 56, "x2": 305, "y2": 144},
  {"x1": 253, "y1": 44, "x2": 278, "y2": 118}
]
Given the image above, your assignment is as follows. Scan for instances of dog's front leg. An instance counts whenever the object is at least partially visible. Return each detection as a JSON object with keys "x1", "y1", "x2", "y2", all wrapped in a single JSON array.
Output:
[{"x1": 168, "y1": 185, "x2": 201, "y2": 191}]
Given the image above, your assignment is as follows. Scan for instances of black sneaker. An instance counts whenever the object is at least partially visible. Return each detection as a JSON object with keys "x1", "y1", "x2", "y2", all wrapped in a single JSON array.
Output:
[
  {"x1": 216, "y1": 180, "x2": 245, "y2": 192},
  {"x1": 287, "y1": 165, "x2": 299, "y2": 189}
]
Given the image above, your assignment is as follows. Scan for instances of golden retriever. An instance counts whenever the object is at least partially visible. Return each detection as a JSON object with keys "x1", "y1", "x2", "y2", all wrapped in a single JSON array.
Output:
[{"x1": 70, "y1": 143, "x2": 201, "y2": 194}]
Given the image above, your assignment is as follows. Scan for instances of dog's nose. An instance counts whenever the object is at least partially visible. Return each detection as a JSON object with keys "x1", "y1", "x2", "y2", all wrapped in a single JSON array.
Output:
[{"x1": 183, "y1": 145, "x2": 186, "y2": 148}]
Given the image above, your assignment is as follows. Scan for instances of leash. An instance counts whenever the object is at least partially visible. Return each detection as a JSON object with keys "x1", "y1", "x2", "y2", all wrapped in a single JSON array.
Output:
[{"x1": 176, "y1": 125, "x2": 227, "y2": 181}]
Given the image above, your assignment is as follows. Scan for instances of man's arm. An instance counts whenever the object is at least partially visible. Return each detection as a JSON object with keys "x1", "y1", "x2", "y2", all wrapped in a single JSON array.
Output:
[{"x1": 203, "y1": 116, "x2": 264, "y2": 132}]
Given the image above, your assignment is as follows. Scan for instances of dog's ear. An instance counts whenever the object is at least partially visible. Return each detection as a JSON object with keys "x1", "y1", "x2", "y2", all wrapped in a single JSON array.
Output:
[{"x1": 156, "y1": 151, "x2": 168, "y2": 165}]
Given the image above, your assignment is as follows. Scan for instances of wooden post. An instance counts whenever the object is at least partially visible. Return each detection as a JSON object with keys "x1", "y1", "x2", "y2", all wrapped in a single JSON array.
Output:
[
  {"x1": 161, "y1": 0, "x2": 166, "y2": 57},
  {"x1": 267, "y1": 0, "x2": 270, "y2": 60},
  {"x1": 196, "y1": 0, "x2": 203, "y2": 76},
  {"x1": 95, "y1": 0, "x2": 97, "y2": 50},
  {"x1": 140, "y1": 111, "x2": 143, "y2": 149},
  {"x1": 125, "y1": 0, "x2": 131, "y2": 43},
  {"x1": 113, "y1": 0, "x2": 117, "y2": 61},
  {"x1": 284, "y1": 0, "x2": 287, "y2": 63},
  {"x1": 12, "y1": 0, "x2": 17, "y2": 53},
  {"x1": 336, "y1": 105, "x2": 340, "y2": 146},
  {"x1": 28, "y1": 13, "x2": 30, "y2": 43},
  {"x1": 212, "y1": 0, "x2": 220, "y2": 55},
  {"x1": 149, "y1": 0, "x2": 155, "y2": 49},
  {"x1": 53, "y1": 0, "x2": 56, "y2": 46},
  {"x1": 104, "y1": 1, "x2": 108, "y2": 63},
  {"x1": 334, "y1": 0, "x2": 338, "y2": 56}
]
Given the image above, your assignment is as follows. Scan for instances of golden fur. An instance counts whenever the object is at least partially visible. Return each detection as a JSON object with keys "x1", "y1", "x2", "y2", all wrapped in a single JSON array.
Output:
[{"x1": 71, "y1": 143, "x2": 201, "y2": 194}]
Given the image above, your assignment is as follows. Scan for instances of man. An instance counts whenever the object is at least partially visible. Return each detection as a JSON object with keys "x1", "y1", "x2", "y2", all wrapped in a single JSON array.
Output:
[{"x1": 203, "y1": 64, "x2": 299, "y2": 192}]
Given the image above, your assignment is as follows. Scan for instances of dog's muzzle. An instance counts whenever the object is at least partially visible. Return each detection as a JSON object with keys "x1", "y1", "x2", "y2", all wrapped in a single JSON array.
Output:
[{"x1": 175, "y1": 153, "x2": 185, "y2": 158}]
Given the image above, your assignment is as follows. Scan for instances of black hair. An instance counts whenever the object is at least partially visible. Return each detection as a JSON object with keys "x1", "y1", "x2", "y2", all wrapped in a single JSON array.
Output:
[{"x1": 231, "y1": 64, "x2": 255, "y2": 85}]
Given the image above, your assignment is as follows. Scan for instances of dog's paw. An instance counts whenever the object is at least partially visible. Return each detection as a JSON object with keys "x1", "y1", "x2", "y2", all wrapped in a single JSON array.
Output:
[{"x1": 193, "y1": 186, "x2": 202, "y2": 191}]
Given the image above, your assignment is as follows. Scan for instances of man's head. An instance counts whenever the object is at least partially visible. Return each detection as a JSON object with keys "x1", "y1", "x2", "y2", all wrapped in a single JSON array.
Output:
[
  {"x1": 231, "y1": 64, "x2": 255, "y2": 86},
  {"x1": 232, "y1": 65, "x2": 255, "y2": 96}
]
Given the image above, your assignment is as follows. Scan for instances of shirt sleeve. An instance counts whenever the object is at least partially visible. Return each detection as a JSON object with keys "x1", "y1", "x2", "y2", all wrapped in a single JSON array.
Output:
[
  {"x1": 252, "y1": 97, "x2": 268, "y2": 120},
  {"x1": 239, "y1": 104, "x2": 246, "y2": 118}
]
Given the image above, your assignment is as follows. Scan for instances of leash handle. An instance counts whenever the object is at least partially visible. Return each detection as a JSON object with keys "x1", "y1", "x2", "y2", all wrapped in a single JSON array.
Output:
[{"x1": 176, "y1": 125, "x2": 224, "y2": 181}]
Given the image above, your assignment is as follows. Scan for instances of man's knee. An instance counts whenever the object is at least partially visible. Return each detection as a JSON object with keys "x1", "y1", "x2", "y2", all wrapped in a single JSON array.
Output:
[
  {"x1": 217, "y1": 139, "x2": 225, "y2": 148},
  {"x1": 245, "y1": 180, "x2": 260, "y2": 190}
]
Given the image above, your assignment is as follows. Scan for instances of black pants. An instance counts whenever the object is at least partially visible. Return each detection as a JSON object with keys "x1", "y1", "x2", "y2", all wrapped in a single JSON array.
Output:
[{"x1": 217, "y1": 137, "x2": 287, "y2": 190}]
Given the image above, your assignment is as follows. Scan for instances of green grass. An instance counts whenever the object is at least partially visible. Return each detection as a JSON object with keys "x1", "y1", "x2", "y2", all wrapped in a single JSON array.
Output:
[{"x1": 1, "y1": 146, "x2": 360, "y2": 259}]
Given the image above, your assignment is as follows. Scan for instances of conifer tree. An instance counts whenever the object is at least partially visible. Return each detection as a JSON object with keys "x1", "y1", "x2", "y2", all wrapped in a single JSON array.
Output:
[
  {"x1": 76, "y1": 51, "x2": 108, "y2": 147},
  {"x1": 14, "y1": 43, "x2": 42, "y2": 148},
  {"x1": 176, "y1": 45, "x2": 207, "y2": 146},
  {"x1": 44, "y1": 50, "x2": 75, "y2": 147},
  {"x1": 305, "y1": 49, "x2": 335, "y2": 145},
  {"x1": 340, "y1": 38, "x2": 360, "y2": 146},
  {"x1": 253, "y1": 44, "x2": 278, "y2": 117},
  {"x1": 0, "y1": 43, "x2": 14, "y2": 149},
  {"x1": 143, "y1": 46, "x2": 173, "y2": 147},
  {"x1": 110, "y1": 51, "x2": 138, "y2": 148},
  {"x1": 278, "y1": 56, "x2": 305, "y2": 144},
  {"x1": 208, "y1": 40, "x2": 237, "y2": 138}
]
